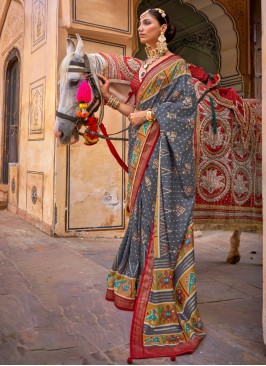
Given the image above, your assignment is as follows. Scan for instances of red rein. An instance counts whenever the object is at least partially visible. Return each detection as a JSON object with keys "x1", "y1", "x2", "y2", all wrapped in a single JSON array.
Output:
[{"x1": 76, "y1": 79, "x2": 128, "y2": 173}]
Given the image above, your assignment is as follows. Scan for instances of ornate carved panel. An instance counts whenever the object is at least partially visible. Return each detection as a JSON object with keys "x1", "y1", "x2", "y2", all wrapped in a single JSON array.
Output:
[
  {"x1": 214, "y1": 0, "x2": 247, "y2": 47},
  {"x1": 28, "y1": 76, "x2": 45, "y2": 140},
  {"x1": 8, "y1": 162, "x2": 19, "y2": 207},
  {"x1": 169, "y1": 26, "x2": 219, "y2": 64},
  {"x1": 31, "y1": 0, "x2": 47, "y2": 53},
  {"x1": 213, "y1": 0, "x2": 250, "y2": 94},
  {"x1": 26, "y1": 171, "x2": 44, "y2": 220}
]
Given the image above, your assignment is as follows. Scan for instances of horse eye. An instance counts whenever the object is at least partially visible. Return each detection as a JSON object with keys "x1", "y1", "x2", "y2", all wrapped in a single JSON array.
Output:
[{"x1": 70, "y1": 79, "x2": 79, "y2": 86}]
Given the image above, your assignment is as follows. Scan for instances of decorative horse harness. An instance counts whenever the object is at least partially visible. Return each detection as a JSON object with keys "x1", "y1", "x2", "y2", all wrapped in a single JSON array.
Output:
[{"x1": 56, "y1": 54, "x2": 128, "y2": 142}]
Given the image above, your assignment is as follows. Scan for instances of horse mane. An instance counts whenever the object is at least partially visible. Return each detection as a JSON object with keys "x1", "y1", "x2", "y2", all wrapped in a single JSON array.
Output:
[
  {"x1": 59, "y1": 51, "x2": 75, "y2": 84},
  {"x1": 86, "y1": 53, "x2": 106, "y2": 90},
  {"x1": 59, "y1": 51, "x2": 106, "y2": 87}
]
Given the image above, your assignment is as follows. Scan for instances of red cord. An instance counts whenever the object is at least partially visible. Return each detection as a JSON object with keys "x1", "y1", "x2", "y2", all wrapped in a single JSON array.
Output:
[{"x1": 99, "y1": 123, "x2": 128, "y2": 173}]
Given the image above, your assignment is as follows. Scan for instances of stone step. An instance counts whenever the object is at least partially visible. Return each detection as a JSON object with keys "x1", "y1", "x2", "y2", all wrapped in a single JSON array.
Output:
[
  {"x1": 0, "y1": 184, "x2": 8, "y2": 202},
  {"x1": 0, "y1": 201, "x2": 7, "y2": 210}
]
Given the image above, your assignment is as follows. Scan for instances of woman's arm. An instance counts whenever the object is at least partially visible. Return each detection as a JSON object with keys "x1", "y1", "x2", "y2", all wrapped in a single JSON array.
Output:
[
  {"x1": 97, "y1": 74, "x2": 149, "y2": 126},
  {"x1": 97, "y1": 74, "x2": 134, "y2": 116}
]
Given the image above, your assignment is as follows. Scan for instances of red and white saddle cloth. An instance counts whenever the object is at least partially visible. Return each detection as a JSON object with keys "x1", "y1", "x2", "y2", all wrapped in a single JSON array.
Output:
[{"x1": 192, "y1": 67, "x2": 262, "y2": 231}]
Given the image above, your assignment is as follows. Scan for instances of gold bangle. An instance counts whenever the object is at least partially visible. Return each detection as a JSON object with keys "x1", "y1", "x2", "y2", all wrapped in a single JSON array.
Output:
[
  {"x1": 146, "y1": 109, "x2": 156, "y2": 122},
  {"x1": 107, "y1": 95, "x2": 121, "y2": 110}
]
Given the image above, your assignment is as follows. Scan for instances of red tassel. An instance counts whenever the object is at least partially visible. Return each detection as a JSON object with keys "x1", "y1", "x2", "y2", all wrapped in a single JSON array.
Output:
[
  {"x1": 76, "y1": 80, "x2": 92, "y2": 103},
  {"x1": 127, "y1": 358, "x2": 133, "y2": 364},
  {"x1": 170, "y1": 356, "x2": 176, "y2": 362},
  {"x1": 82, "y1": 117, "x2": 99, "y2": 146}
]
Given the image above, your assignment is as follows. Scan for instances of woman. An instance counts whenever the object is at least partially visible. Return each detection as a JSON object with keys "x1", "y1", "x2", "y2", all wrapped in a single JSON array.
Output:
[{"x1": 97, "y1": 8, "x2": 205, "y2": 362}]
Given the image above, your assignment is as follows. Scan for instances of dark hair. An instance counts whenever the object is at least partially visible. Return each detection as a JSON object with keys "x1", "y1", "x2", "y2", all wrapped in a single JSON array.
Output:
[{"x1": 147, "y1": 9, "x2": 176, "y2": 43}]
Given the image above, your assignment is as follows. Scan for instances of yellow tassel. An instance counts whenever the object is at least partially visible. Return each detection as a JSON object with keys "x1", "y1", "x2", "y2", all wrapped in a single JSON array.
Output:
[{"x1": 79, "y1": 103, "x2": 88, "y2": 109}]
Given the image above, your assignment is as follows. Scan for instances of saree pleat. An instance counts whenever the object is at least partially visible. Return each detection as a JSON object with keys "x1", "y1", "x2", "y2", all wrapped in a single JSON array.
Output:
[{"x1": 106, "y1": 55, "x2": 205, "y2": 359}]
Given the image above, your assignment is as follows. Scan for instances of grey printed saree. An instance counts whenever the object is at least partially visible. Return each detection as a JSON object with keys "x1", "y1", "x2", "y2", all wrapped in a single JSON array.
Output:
[{"x1": 106, "y1": 55, "x2": 205, "y2": 360}]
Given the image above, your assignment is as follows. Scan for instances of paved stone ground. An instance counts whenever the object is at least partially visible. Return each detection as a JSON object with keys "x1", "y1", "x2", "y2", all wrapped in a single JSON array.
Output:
[{"x1": 0, "y1": 210, "x2": 265, "y2": 365}]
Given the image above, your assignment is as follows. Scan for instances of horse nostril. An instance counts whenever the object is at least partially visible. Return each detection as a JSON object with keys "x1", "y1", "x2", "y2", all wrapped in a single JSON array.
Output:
[{"x1": 58, "y1": 130, "x2": 63, "y2": 138}]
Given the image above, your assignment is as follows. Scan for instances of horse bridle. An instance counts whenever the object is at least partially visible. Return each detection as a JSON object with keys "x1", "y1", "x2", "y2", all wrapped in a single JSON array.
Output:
[{"x1": 56, "y1": 54, "x2": 128, "y2": 141}]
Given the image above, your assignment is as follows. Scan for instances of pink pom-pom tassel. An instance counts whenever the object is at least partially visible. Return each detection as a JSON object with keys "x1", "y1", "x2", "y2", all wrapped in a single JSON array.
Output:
[{"x1": 76, "y1": 80, "x2": 92, "y2": 103}]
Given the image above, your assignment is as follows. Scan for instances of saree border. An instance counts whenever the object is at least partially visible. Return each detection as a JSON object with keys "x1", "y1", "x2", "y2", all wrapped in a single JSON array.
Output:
[
  {"x1": 129, "y1": 121, "x2": 160, "y2": 211},
  {"x1": 129, "y1": 225, "x2": 204, "y2": 360},
  {"x1": 136, "y1": 54, "x2": 181, "y2": 106},
  {"x1": 106, "y1": 289, "x2": 135, "y2": 311}
]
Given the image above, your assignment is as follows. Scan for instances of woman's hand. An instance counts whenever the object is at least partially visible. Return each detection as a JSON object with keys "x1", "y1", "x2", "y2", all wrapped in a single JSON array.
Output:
[
  {"x1": 128, "y1": 110, "x2": 147, "y2": 127},
  {"x1": 97, "y1": 74, "x2": 111, "y2": 100}
]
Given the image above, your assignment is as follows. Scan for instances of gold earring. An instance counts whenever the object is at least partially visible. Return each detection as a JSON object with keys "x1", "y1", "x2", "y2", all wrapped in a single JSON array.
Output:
[{"x1": 157, "y1": 33, "x2": 167, "y2": 56}]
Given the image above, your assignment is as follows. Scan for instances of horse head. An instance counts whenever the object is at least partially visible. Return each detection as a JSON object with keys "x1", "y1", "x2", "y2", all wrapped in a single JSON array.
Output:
[{"x1": 54, "y1": 34, "x2": 102, "y2": 145}]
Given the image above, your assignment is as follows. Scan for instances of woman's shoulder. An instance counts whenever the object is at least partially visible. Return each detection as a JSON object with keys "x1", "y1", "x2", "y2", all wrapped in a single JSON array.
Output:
[
  {"x1": 169, "y1": 53, "x2": 186, "y2": 65},
  {"x1": 160, "y1": 53, "x2": 186, "y2": 67},
  {"x1": 165, "y1": 54, "x2": 189, "y2": 73}
]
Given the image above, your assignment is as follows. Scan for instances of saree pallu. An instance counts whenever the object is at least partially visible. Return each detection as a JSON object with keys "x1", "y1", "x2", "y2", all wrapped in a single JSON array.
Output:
[{"x1": 106, "y1": 55, "x2": 205, "y2": 360}]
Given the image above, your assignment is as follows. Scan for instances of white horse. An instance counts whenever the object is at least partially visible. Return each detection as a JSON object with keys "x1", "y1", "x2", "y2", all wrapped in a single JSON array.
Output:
[{"x1": 55, "y1": 35, "x2": 262, "y2": 264}]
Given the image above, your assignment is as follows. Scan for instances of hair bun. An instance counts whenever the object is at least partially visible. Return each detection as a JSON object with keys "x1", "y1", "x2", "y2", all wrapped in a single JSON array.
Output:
[{"x1": 165, "y1": 24, "x2": 176, "y2": 43}]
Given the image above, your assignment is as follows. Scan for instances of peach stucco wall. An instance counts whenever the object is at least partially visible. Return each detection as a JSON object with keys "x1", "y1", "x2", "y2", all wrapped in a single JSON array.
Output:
[{"x1": 54, "y1": 0, "x2": 135, "y2": 236}]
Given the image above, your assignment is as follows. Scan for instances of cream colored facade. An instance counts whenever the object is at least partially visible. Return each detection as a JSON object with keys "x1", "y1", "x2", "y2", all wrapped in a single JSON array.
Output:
[{"x1": 0, "y1": 0, "x2": 58, "y2": 233}]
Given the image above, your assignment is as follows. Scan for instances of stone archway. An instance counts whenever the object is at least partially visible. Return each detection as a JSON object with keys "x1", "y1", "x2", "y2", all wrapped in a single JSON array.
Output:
[
  {"x1": 135, "y1": 0, "x2": 244, "y2": 95},
  {"x1": 0, "y1": 0, "x2": 24, "y2": 209},
  {"x1": 2, "y1": 48, "x2": 20, "y2": 184},
  {"x1": 180, "y1": 0, "x2": 243, "y2": 94}
]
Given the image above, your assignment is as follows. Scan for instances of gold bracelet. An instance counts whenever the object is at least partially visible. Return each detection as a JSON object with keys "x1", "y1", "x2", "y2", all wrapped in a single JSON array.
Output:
[
  {"x1": 106, "y1": 95, "x2": 121, "y2": 110},
  {"x1": 146, "y1": 109, "x2": 156, "y2": 122}
]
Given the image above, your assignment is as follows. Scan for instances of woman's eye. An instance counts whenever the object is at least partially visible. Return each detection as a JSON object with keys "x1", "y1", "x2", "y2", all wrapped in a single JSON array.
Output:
[{"x1": 70, "y1": 79, "x2": 79, "y2": 86}]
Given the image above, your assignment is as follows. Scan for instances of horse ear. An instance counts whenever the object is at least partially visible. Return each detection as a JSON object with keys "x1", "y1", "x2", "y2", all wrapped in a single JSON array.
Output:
[
  {"x1": 66, "y1": 37, "x2": 75, "y2": 56},
  {"x1": 75, "y1": 33, "x2": 85, "y2": 58}
]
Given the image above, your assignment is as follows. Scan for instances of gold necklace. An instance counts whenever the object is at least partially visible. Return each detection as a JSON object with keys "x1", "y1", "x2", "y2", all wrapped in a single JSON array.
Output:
[
  {"x1": 140, "y1": 44, "x2": 168, "y2": 79},
  {"x1": 140, "y1": 54, "x2": 161, "y2": 79}
]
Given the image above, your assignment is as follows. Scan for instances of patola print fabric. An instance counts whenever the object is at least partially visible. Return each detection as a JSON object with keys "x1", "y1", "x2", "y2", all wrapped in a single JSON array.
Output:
[
  {"x1": 106, "y1": 55, "x2": 205, "y2": 359},
  {"x1": 99, "y1": 52, "x2": 262, "y2": 232},
  {"x1": 193, "y1": 81, "x2": 262, "y2": 231}
]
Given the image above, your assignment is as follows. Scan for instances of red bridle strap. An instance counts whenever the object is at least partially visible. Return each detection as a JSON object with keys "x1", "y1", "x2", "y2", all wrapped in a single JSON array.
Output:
[{"x1": 99, "y1": 123, "x2": 128, "y2": 173}]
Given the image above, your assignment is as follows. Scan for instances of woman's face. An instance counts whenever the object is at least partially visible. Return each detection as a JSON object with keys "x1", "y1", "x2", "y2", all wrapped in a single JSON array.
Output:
[{"x1": 138, "y1": 13, "x2": 166, "y2": 47}]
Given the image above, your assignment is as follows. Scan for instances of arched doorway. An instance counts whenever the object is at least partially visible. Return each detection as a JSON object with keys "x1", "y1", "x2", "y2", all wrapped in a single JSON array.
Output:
[
  {"x1": 136, "y1": 0, "x2": 220, "y2": 75},
  {"x1": 2, "y1": 48, "x2": 20, "y2": 184},
  {"x1": 135, "y1": 0, "x2": 243, "y2": 94}
]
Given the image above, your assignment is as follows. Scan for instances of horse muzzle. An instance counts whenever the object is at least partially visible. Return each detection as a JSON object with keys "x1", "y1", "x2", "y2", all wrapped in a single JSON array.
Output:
[{"x1": 54, "y1": 116, "x2": 80, "y2": 145}]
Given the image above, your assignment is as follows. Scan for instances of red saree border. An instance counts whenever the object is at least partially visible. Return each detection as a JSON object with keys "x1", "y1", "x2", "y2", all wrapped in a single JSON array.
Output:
[
  {"x1": 129, "y1": 122, "x2": 160, "y2": 211},
  {"x1": 131, "y1": 335, "x2": 204, "y2": 359},
  {"x1": 106, "y1": 289, "x2": 135, "y2": 311},
  {"x1": 128, "y1": 55, "x2": 184, "y2": 212},
  {"x1": 129, "y1": 224, "x2": 205, "y2": 360},
  {"x1": 136, "y1": 54, "x2": 180, "y2": 105}
]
